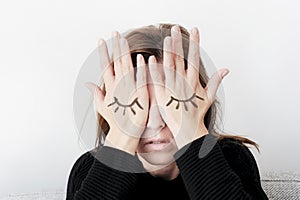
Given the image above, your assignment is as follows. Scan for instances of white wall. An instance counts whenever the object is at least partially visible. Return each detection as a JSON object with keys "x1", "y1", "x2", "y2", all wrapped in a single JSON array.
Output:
[{"x1": 1, "y1": 0, "x2": 299, "y2": 197}]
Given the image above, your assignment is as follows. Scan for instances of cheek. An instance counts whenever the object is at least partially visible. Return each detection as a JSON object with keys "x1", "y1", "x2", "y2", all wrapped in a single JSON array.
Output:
[{"x1": 136, "y1": 142, "x2": 143, "y2": 153}]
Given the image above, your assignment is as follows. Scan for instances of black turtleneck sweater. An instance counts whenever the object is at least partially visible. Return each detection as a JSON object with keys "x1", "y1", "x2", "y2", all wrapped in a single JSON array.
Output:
[{"x1": 66, "y1": 134, "x2": 268, "y2": 199}]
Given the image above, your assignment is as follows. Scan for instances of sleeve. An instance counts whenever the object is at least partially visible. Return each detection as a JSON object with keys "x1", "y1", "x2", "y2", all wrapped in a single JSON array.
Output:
[
  {"x1": 66, "y1": 151, "x2": 94, "y2": 199},
  {"x1": 66, "y1": 146, "x2": 143, "y2": 200},
  {"x1": 173, "y1": 134, "x2": 269, "y2": 200}
]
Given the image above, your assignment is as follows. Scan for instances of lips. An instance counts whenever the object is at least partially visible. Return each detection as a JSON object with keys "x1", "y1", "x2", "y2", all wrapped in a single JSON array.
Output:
[
  {"x1": 143, "y1": 139, "x2": 171, "y2": 151},
  {"x1": 145, "y1": 139, "x2": 169, "y2": 145}
]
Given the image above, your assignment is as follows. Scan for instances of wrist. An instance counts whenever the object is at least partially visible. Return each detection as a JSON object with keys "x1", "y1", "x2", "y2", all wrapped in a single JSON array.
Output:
[
  {"x1": 104, "y1": 128, "x2": 140, "y2": 156},
  {"x1": 174, "y1": 123, "x2": 208, "y2": 150}
]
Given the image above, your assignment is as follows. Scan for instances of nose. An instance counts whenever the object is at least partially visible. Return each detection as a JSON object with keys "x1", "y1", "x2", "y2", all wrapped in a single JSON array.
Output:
[
  {"x1": 142, "y1": 82, "x2": 166, "y2": 138},
  {"x1": 141, "y1": 66, "x2": 166, "y2": 138},
  {"x1": 146, "y1": 103, "x2": 166, "y2": 130}
]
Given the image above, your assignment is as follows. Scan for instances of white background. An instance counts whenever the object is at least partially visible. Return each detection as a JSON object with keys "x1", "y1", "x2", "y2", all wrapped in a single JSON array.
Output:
[{"x1": 0, "y1": 0, "x2": 299, "y2": 197}]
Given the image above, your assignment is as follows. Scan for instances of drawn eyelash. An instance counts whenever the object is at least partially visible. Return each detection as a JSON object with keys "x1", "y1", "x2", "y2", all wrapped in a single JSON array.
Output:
[
  {"x1": 107, "y1": 97, "x2": 144, "y2": 115},
  {"x1": 166, "y1": 93, "x2": 204, "y2": 111}
]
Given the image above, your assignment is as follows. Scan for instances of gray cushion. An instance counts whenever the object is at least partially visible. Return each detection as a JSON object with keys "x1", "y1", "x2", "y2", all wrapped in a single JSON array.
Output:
[
  {"x1": 261, "y1": 171, "x2": 300, "y2": 199},
  {"x1": 0, "y1": 191, "x2": 65, "y2": 200}
]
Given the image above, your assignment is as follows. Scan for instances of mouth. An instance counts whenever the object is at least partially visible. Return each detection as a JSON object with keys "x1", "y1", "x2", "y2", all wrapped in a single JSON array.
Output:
[{"x1": 144, "y1": 140, "x2": 171, "y2": 151}]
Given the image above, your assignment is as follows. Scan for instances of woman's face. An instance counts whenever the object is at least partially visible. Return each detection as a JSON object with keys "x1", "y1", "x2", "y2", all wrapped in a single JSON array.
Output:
[{"x1": 136, "y1": 64, "x2": 179, "y2": 167}]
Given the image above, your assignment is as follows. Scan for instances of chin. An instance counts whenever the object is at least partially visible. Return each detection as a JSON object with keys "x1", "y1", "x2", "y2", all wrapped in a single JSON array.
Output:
[
  {"x1": 139, "y1": 151, "x2": 175, "y2": 165},
  {"x1": 137, "y1": 142, "x2": 178, "y2": 166}
]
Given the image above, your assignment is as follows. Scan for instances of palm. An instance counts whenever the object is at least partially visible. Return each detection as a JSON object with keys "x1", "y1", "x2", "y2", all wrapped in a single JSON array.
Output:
[
  {"x1": 86, "y1": 32, "x2": 149, "y2": 138},
  {"x1": 148, "y1": 26, "x2": 229, "y2": 148},
  {"x1": 151, "y1": 65, "x2": 209, "y2": 138}
]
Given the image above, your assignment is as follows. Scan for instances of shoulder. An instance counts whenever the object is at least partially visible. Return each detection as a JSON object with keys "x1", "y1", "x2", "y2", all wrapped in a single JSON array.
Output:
[
  {"x1": 218, "y1": 137, "x2": 245, "y2": 154},
  {"x1": 66, "y1": 149, "x2": 97, "y2": 198},
  {"x1": 217, "y1": 137, "x2": 261, "y2": 181},
  {"x1": 217, "y1": 136, "x2": 256, "y2": 163},
  {"x1": 69, "y1": 149, "x2": 96, "y2": 175},
  {"x1": 67, "y1": 149, "x2": 97, "y2": 188},
  {"x1": 67, "y1": 149, "x2": 98, "y2": 196}
]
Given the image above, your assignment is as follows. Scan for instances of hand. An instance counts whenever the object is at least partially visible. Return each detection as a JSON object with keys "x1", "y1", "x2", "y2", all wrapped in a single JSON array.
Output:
[
  {"x1": 148, "y1": 25, "x2": 229, "y2": 149},
  {"x1": 85, "y1": 31, "x2": 149, "y2": 154}
]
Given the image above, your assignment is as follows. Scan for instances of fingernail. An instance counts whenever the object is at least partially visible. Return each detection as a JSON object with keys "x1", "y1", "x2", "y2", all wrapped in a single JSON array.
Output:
[
  {"x1": 149, "y1": 55, "x2": 156, "y2": 63},
  {"x1": 85, "y1": 82, "x2": 95, "y2": 93},
  {"x1": 165, "y1": 36, "x2": 172, "y2": 45},
  {"x1": 173, "y1": 25, "x2": 180, "y2": 32},
  {"x1": 221, "y1": 70, "x2": 229, "y2": 78},
  {"x1": 112, "y1": 31, "x2": 119, "y2": 38},
  {"x1": 98, "y1": 39, "x2": 104, "y2": 46},
  {"x1": 137, "y1": 54, "x2": 144, "y2": 64},
  {"x1": 120, "y1": 37, "x2": 126, "y2": 45},
  {"x1": 191, "y1": 27, "x2": 198, "y2": 35}
]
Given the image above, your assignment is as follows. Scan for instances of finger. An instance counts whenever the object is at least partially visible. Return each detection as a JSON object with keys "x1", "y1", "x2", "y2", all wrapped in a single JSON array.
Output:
[
  {"x1": 136, "y1": 54, "x2": 147, "y2": 90},
  {"x1": 98, "y1": 39, "x2": 114, "y2": 87},
  {"x1": 112, "y1": 31, "x2": 122, "y2": 79},
  {"x1": 149, "y1": 55, "x2": 164, "y2": 93},
  {"x1": 187, "y1": 27, "x2": 200, "y2": 88},
  {"x1": 119, "y1": 37, "x2": 134, "y2": 79},
  {"x1": 85, "y1": 82, "x2": 105, "y2": 113},
  {"x1": 171, "y1": 25, "x2": 185, "y2": 76},
  {"x1": 204, "y1": 68, "x2": 229, "y2": 102},
  {"x1": 163, "y1": 36, "x2": 175, "y2": 89},
  {"x1": 149, "y1": 55, "x2": 163, "y2": 85}
]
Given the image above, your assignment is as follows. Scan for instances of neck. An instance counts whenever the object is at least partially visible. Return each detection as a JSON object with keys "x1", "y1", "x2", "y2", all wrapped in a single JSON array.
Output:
[
  {"x1": 150, "y1": 161, "x2": 180, "y2": 180},
  {"x1": 138, "y1": 157, "x2": 180, "y2": 180}
]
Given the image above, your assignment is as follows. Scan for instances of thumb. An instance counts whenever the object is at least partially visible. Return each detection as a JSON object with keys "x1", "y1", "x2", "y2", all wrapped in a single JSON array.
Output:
[
  {"x1": 85, "y1": 82, "x2": 104, "y2": 109},
  {"x1": 85, "y1": 82, "x2": 97, "y2": 93},
  {"x1": 84, "y1": 82, "x2": 95, "y2": 93},
  {"x1": 220, "y1": 68, "x2": 230, "y2": 79},
  {"x1": 205, "y1": 68, "x2": 229, "y2": 102}
]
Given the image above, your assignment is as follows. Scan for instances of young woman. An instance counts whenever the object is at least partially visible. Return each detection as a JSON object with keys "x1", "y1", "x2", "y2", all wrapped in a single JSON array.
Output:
[{"x1": 66, "y1": 23, "x2": 268, "y2": 199}]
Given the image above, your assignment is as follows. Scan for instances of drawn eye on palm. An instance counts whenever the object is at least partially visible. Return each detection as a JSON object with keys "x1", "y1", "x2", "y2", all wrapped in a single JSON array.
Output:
[
  {"x1": 107, "y1": 96, "x2": 144, "y2": 115},
  {"x1": 166, "y1": 93, "x2": 204, "y2": 111}
]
